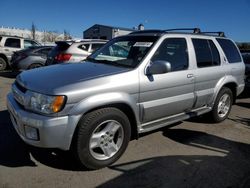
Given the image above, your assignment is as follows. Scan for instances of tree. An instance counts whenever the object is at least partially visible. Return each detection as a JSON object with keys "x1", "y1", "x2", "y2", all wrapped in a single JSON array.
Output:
[
  {"x1": 31, "y1": 22, "x2": 36, "y2": 40},
  {"x1": 63, "y1": 29, "x2": 72, "y2": 40}
]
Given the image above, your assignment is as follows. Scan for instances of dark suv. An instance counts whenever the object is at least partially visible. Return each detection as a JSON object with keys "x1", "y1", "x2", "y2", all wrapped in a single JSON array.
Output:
[
  {"x1": 0, "y1": 35, "x2": 40, "y2": 70},
  {"x1": 241, "y1": 50, "x2": 250, "y2": 87}
]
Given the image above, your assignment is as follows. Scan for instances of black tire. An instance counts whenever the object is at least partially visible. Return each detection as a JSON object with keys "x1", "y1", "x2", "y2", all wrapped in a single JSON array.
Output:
[
  {"x1": 28, "y1": 63, "x2": 42, "y2": 69},
  {"x1": 0, "y1": 57, "x2": 7, "y2": 71},
  {"x1": 211, "y1": 87, "x2": 233, "y2": 122},
  {"x1": 73, "y1": 107, "x2": 131, "y2": 170}
]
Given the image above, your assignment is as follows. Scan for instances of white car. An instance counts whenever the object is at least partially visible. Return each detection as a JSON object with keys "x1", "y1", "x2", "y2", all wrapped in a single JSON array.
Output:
[
  {"x1": 0, "y1": 35, "x2": 40, "y2": 70},
  {"x1": 46, "y1": 39, "x2": 107, "y2": 65}
]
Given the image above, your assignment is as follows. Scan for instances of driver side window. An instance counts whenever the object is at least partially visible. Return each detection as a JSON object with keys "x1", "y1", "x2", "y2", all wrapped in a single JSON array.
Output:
[{"x1": 151, "y1": 38, "x2": 189, "y2": 71}]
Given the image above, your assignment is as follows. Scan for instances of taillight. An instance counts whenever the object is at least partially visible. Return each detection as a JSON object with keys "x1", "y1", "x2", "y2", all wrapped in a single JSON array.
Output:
[{"x1": 55, "y1": 53, "x2": 72, "y2": 61}]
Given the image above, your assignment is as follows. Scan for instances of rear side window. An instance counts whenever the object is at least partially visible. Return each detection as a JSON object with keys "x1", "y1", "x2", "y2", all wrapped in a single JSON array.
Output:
[
  {"x1": 192, "y1": 39, "x2": 220, "y2": 68},
  {"x1": 4, "y1": 38, "x2": 21, "y2": 48},
  {"x1": 36, "y1": 48, "x2": 52, "y2": 55},
  {"x1": 78, "y1": 44, "x2": 90, "y2": 51},
  {"x1": 216, "y1": 38, "x2": 241, "y2": 63},
  {"x1": 0, "y1": 37, "x2": 2, "y2": 42}
]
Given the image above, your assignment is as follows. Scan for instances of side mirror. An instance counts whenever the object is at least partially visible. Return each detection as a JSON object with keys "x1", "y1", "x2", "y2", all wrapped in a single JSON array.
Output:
[{"x1": 146, "y1": 61, "x2": 171, "y2": 75}]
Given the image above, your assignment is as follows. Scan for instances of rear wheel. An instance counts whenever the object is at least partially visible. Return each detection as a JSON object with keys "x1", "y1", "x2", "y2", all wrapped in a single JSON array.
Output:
[
  {"x1": 28, "y1": 63, "x2": 42, "y2": 69},
  {"x1": 74, "y1": 108, "x2": 131, "y2": 169},
  {"x1": 0, "y1": 57, "x2": 7, "y2": 71},
  {"x1": 211, "y1": 87, "x2": 233, "y2": 122}
]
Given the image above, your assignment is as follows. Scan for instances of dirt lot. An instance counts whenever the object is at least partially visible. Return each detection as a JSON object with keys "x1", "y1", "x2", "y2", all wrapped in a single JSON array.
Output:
[{"x1": 0, "y1": 71, "x2": 250, "y2": 188}]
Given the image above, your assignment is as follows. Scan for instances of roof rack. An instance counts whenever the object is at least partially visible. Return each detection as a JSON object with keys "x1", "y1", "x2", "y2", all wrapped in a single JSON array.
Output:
[
  {"x1": 201, "y1": 32, "x2": 225, "y2": 37},
  {"x1": 129, "y1": 30, "x2": 163, "y2": 35},
  {"x1": 129, "y1": 28, "x2": 226, "y2": 37},
  {"x1": 164, "y1": 28, "x2": 201, "y2": 34}
]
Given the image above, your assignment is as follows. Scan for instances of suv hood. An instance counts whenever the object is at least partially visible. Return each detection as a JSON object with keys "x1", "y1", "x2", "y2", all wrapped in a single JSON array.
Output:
[{"x1": 16, "y1": 61, "x2": 130, "y2": 94}]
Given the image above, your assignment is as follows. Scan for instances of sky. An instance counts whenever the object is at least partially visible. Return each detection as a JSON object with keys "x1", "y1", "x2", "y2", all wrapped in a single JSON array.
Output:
[{"x1": 0, "y1": 0, "x2": 250, "y2": 42}]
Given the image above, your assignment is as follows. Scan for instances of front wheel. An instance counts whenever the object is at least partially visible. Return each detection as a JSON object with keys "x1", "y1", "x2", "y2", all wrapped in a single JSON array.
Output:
[
  {"x1": 74, "y1": 108, "x2": 131, "y2": 169},
  {"x1": 211, "y1": 87, "x2": 233, "y2": 122}
]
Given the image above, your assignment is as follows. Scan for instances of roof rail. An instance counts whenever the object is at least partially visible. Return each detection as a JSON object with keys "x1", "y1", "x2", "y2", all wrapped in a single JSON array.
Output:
[
  {"x1": 164, "y1": 28, "x2": 201, "y2": 34},
  {"x1": 129, "y1": 30, "x2": 163, "y2": 35},
  {"x1": 201, "y1": 32, "x2": 225, "y2": 37}
]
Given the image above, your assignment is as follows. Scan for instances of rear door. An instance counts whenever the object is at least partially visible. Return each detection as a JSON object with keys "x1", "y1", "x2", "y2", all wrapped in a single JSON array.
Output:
[{"x1": 192, "y1": 38, "x2": 225, "y2": 108}]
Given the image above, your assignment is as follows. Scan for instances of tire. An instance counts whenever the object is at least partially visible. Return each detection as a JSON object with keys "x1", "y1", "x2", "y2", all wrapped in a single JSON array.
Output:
[
  {"x1": 0, "y1": 57, "x2": 7, "y2": 71},
  {"x1": 74, "y1": 107, "x2": 131, "y2": 169},
  {"x1": 211, "y1": 87, "x2": 233, "y2": 122},
  {"x1": 28, "y1": 63, "x2": 42, "y2": 69}
]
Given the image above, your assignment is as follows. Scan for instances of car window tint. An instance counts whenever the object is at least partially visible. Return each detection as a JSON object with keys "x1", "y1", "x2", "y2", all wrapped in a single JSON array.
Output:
[
  {"x1": 208, "y1": 40, "x2": 220, "y2": 66},
  {"x1": 4, "y1": 38, "x2": 21, "y2": 48},
  {"x1": 78, "y1": 44, "x2": 90, "y2": 51},
  {"x1": 36, "y1": 48, "x2": 52, "y2": 55},
  {"x1": 192, "y1": 39, "x2": 220, "y2": 68},
  {"x1": 24, "y1": 40, "x2": 39, "y2": 49},
  {"x1": 151, "y1": 38, "x2": 188, "y2": 71},
  {"x1": 90, "y1": 43, "x2": 105, "y2": 53},
  {"x1": 216, "y1": 38, "x2": 241, "y2": 63}
]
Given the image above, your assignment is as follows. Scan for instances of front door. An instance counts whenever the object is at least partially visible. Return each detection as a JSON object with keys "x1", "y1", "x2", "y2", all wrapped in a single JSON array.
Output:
[{"x1": 139, "y1": 37, "x2": 195, "y2": 123}]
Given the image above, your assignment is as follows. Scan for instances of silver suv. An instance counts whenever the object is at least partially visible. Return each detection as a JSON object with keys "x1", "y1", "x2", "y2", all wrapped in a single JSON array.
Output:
[
  {"x1": 7, "y1": 28, "x2": 245, "y2": 169},
  {"x1": 0, "y1": 35, "x2": 40, "y2": 70},
  {"x1": 46, "y1": 39, "x2": 107, "y2": 65}
]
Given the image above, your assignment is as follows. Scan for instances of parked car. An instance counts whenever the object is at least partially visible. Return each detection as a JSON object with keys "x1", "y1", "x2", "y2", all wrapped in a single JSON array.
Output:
[
  {"x1": 46, "y1": 39, "x2": 107, "y2": 65},
  {"x1": 7, "y1": 28, "x2": 245, "y2": 170},
  {"x1": 10, "y1": 46, "x2": 53, "y2": 71},
  {"x1": 0, "y1": 35, "x2": 41, "y2": 70},
  {"x1": 240, "y1": 50, "x2": 250, "y2": 87}
]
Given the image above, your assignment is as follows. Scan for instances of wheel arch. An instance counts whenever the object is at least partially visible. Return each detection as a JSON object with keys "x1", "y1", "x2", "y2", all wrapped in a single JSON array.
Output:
[
  {"x1": 0, "y1": 53, "x2": 9, "y2": 68},
  {"x1": 28, "y1": 62, "x2": 43, "y2": 69},
  {"x1": 0, "y1": 53, "x2": 8, "y2": 62},
  {"x1": 222, "y1": 82, "x2": 237, "y2": 104},
  {"x1": 211, "y1": 76, "x2": 238, "y2": 107},
  {"x1": 70, "y1": 100, "x2": 140, "y2": 151}
]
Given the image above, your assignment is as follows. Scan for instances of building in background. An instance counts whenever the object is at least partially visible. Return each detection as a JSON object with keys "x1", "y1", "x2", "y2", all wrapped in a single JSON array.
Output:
[
  {"x1": 0, "y1": 26, "x2": 68, "y2": 44},
  {"x1": 83, "y1": 24, "x2": 144, "y2": 40}
]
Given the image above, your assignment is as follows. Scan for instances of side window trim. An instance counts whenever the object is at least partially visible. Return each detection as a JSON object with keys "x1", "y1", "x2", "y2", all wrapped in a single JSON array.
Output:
[
  {"x1": 192, "y1": 38, "x2": 221, "y2": 68},
  {"x1": 216, "y1": 38, "x2": 242, "y2": 63},
  {"x1": 4, "y1": 38, "x2": 21, "y2": 48},
  {"x1": 150, "y1": 37, "x2": 189, "y2": 72}
]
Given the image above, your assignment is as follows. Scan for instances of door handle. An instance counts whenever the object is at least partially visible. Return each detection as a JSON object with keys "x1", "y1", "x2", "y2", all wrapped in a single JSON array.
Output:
[{"x1": 187, "y1": 74, "x2": 194, "y2": 78}]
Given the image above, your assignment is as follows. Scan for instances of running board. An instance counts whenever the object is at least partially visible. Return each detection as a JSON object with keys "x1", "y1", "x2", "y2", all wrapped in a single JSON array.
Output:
[{"x1": 139, "y1": 107, "x2": 211, "y2": 133}]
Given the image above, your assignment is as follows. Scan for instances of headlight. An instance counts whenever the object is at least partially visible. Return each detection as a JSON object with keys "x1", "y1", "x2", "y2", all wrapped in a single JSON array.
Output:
[{"x1": 27, "y1": 91, "x2": 66, "y2": 114}]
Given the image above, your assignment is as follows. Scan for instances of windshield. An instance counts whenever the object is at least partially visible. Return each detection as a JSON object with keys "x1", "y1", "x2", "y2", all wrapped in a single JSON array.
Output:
[{"x1": 88, "y1": 35, "x2": 159, "y2": 68}]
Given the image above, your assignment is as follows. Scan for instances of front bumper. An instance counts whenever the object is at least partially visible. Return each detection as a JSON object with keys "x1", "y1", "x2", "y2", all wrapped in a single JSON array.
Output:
[{"x1": 7, "y1": 93, "x2": 81, "y2": 150}]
